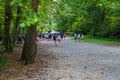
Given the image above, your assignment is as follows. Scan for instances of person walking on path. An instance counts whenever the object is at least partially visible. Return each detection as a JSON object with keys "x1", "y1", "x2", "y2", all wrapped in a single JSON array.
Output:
[
  {"x1": 77, "y1": 33, "x2": 80, "y2": 42},
  {"x1": 63, "y1": 33, "x2": 66, "y2": 39},
  {"x1": 81, "y1": 34, "x2": 84, "y2": 40},
  {"x1": 56, "y1": 34, "x2": 61, "y2": 45},
  {"x1": 53, "y1": 33, "x2": 57, "y2": 46},
  {"x1": 74, "y1": 33, "x2": 77, "y2": 42}
]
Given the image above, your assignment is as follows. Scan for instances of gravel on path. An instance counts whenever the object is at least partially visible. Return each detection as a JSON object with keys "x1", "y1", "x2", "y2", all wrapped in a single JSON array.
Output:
[{"x1": 38, "y1": 39, "x2": 120, "y2": 80}]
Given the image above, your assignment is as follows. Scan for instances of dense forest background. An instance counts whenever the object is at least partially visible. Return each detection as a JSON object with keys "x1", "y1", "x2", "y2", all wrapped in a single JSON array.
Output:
[
  {"x1": 0, "y1": 0, "x2": 120, "y2": 64},
  {"x1": 0, "y1": 0, "x2": 120, "y2": 38},
  {"x1": 54, "y1": 0, "x2": 120, "y2": 38}
]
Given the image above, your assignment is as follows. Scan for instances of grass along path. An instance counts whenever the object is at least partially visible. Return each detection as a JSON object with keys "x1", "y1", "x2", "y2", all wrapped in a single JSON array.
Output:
[{"x1": 68, "y1": 36, "x2": 120, "y2": 46}]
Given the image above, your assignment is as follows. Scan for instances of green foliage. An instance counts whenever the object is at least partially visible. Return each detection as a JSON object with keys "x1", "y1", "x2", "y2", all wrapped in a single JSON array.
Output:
[
  {"x1": 54, "y1": 0, "x2": 120, "y2": 39},
  {"x1": 0, "y1": 54, "x2": 8, "y2": 67},
  {"x1": 0, "y1": 45, "x2": 6, "y2": 52},
  {"x1": 20, "y1": 13, "x2": 40, "y2": 28},
  {"x1": 0, "y1": 0, "x2": 5, "y2": 35},
  {"x1": 10, "y1": 0, "x2": 23, "y2": 7}
]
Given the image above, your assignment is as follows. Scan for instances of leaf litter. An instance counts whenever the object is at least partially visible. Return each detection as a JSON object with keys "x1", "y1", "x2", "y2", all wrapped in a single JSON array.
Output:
[{"x1": 0, "y1": 43, "x2": 56, "y2": 80}]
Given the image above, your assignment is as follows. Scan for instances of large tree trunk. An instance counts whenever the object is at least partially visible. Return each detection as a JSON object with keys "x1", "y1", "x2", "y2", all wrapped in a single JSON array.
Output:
[
  {"x1": 20, "y1": 0, "x2": 39, "y2": 64},
  {"x1": 21, "y1": 25, "x2": 37, "y2": 64},
  {"x1": 3, "y1": 1, "x2": 12, "y2": 52}
]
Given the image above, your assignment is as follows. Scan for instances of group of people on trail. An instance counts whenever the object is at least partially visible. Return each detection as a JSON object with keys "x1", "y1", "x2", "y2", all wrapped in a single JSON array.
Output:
[
  {"x1": 74, "y1": 33, "x2": 84, "y2": 41},
  {"x1": 37, "y1": 33, "x2": 66, "y2": 46},
  {"x1": 17, "y1": 32, "x2": 66, "y2": 46}
]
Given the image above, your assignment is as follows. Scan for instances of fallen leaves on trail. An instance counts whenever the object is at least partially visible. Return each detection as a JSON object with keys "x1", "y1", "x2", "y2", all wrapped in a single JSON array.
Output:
[
  {"x1": 104, "y1": 66, "x2": 112, "y2": 70},
  {"x1": 101, "y1": 72, "x2": 104, "y2": 75},
  {"x1": 28, "y1": 67, "x2": 37, "y2": 71},
  {"x1": 96, "y1": 67, "x2": 101, "y2": 73},
  {"x1": 85, "y1": 72, "x2": 94, "y2": 79},
  {"x1": 0, "y1": 43, "x2": 53, "y2": 80},
  {"x1": 83, "y1": 66, "x2": 87, "y2": 69},
  {"x1": 1, "y1": 76, "x2": 7, "y2": 80},
  {"x1": 51, "y1": 77, "x2": 61, "y2": 80},
  {"x1": 96, "y1": 67, "x2": 105, "y2": 76}
]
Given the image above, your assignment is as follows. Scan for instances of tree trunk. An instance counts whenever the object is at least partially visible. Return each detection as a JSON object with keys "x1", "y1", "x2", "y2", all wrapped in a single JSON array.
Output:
[
  {"x1": 11, "y1": 6, "x2": 21, "y2": 51},
  {"x1": 20, "y1": 0, "x2": 39, "y2": 64},
  {"x1": 21, "y1": 25, "x2": 37, "y2": 64},
  {"x1": 3, "y1": 1, "x2": 12, "y2": 52}
]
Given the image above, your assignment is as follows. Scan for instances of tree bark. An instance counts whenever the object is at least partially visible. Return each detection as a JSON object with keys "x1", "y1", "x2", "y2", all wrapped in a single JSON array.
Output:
[
  {"x1": 3, "y1": 1, "x2": 12, "y2": 52},
  {"x1": 21, "y1": 25, "x2": 37, "y2": 64},
  {"x1": 11, "y1": 6, "x2": 21, "y2": 51},
  {"x1": 20, "y1": 0, "x2": 39, "y2": 64}
]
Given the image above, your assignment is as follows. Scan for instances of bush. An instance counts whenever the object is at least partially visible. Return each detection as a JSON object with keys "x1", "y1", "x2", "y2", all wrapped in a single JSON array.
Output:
[
  {"x1": 0, "y1": 45, "x2": 8, "y2": 67},
  {"x1": 0, "y1": 54, "x2": 8, "y2": 67},
  {"x1": 0, "y1": 45, "x2": 6, "y2": 52}
]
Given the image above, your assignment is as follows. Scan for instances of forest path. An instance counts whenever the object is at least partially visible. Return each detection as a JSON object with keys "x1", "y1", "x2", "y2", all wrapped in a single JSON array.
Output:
[{"x1": 36, "y1": 39, "x2": 120, "y2": 80}]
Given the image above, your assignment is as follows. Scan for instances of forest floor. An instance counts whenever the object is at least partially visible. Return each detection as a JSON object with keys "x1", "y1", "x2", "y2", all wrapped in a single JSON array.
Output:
[{"x1": 0, "y1": 38, "x2": 120, "y2": 80}]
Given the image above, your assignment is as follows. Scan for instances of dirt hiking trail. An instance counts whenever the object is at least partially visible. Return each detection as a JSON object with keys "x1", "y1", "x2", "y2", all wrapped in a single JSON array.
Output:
[
  {"x1": 35, "y1": 39, "x2": 120, "y2": 80},
  {"x1": 1, "y1": 39, "x2": 120, "y2": 80}
]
